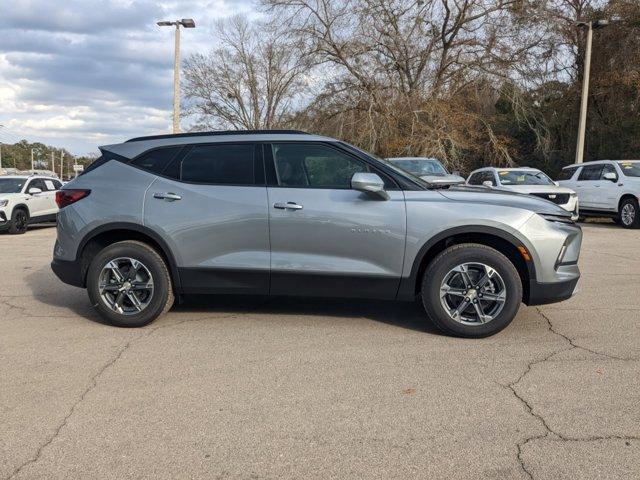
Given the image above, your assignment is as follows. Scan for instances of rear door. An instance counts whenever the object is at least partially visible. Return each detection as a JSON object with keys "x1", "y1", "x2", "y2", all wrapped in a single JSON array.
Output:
[
  {"x1": 42, "y1": 178, "x2": 62, "y2": 215},
  {"x1": 265, "y1": 142, "x2": 406, "y2": 299},
  {"x1": 143, "y1": 143, "x2": 270, "y2": 295},
  {"x1": 575, "y1": 164, "x2": 603, "y2": 208}
]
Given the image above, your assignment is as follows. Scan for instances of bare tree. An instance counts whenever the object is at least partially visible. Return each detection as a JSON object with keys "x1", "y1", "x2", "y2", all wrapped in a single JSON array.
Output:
[
  {"x1": 183, "y1": 16, "x2": 309, "y2": 130},
  {"x1": 262, "y1": 0, "x2": 550, "y2": 165}
]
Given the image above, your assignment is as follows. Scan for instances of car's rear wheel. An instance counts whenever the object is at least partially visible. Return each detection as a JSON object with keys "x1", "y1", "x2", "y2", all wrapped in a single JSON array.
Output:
[
  {"x1": 421, "y1": 243, "x2": 522, "y2": 338},
  {"x1": 8, "y1": 208, "x2": 28, "y2": 234},
  {"x1": 87, "y1": 241, "x2": 174, "y2": 327},
  {"x1": 619, "y1": 198, "x2": 640, "y2": 229}
]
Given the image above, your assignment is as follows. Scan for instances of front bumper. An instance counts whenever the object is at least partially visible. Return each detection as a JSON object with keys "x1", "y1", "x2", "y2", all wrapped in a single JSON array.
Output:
[
  {"x1": 526, "y1": 276, "x2": 579, "y2": 305},
  {"x1": 51, "y1": 257, "x2": 84, "y2": 288}
]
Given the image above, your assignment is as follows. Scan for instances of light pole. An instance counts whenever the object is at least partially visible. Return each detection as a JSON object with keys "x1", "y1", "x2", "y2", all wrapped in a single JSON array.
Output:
[
  {"x1": 574, "y1": 19, "x2": 609, "y2": 164},
  {"x1": 157, "y1": 18, "x2": 196, "y2": 134}
]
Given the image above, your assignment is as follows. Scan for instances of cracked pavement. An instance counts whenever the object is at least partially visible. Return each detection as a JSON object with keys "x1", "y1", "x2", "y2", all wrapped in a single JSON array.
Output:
[{"x1": 1, "y1": 223, "x2": 639, "y2": 479}]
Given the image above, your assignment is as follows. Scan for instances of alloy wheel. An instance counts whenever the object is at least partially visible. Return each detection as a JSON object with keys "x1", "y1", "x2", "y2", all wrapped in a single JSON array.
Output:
[
  {"x1": 621, "y1": 203, "x2": 636, "y2": 226},
  {"x1": 98, "y1": 257, "x2": 154, "y2": 315},
  {"x1": 440, "y1": 262, "x2": 507, "y2": 325},
  {"x1": 15, "y1": 211, "x2": 27, "y2": 232}
]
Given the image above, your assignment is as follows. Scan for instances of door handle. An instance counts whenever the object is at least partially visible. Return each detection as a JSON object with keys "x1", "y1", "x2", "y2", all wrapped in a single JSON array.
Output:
[
  {"x1": 273, "y1": 202, "x2": 303, "y2": 210},
  {"x1": 153, "y1": 192, "x2": 182, "y2": 201}
]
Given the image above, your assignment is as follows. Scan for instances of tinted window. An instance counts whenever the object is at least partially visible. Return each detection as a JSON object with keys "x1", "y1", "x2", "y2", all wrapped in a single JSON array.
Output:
[
  {"x1": 484, "y1": 172, "x2": 497, "y2": 186},
  {"x1": 578, "y1": 165, "x2": 603, "y2": 181},
  {"x1": 131, "y1": 147, "x2": 182, "y2": 176},
  {"x1": 557, "y1": 167, "x2": 578, "y2": 181},
  {"x1": 181, "y1": 144, "x2": 254, "y2": 185},
  {"x1": 27, "y1": 179, "x2": 47, "y2": 192},
  {"x1": 468, "y1": 172, "x2": 483, "y2": 185},
  {"x1": 470, "y1": 171, "x2": 495, "y2": 186},
  {"x1": 272, "y1": 144, "x2": 367, "y2": 188},
  {"x1": 600, "y1": 164, "x2": 618, "y2": 180}
]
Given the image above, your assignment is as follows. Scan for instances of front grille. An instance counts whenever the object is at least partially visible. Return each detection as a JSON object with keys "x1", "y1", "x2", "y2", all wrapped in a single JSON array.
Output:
[{"x1": 530, "y1": 192, "x2": 570, "y2": 205}]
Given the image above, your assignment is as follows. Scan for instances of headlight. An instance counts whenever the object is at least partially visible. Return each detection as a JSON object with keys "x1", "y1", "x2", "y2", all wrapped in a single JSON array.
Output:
[
  {"x1": 539, "y1": 213, "x2": 575, "y2": 225},
  {"x1": 0, "y1": 199, "x2": 8, "y2": 207}
]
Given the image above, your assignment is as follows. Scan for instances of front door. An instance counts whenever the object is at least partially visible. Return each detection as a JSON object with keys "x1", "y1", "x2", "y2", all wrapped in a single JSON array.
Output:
[
  {"x1": 24, "y1": 178, "x2": 52, "y2": 219},
  {"x1": 143, "y1": 143, "x2": 270, "y2": 294},
  {"x1": 265, "y1": 142, "x2": 406, "y2": 299},
  {"x1": 592, "y1": 164, "x2": 620, "y2": 211},
  {"x1": 575, "y1": 164, "x2": 603, "y2": 209}
]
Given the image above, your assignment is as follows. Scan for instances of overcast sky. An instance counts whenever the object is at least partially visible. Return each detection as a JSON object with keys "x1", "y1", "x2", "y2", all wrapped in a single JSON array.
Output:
[{"x1": 0, "y1": 0, "x2": 256, "y2": 155}]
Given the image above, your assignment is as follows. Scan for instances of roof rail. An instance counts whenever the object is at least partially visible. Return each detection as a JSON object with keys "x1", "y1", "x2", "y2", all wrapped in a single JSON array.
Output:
[{"x1": 125, "y1": 129, "x2": 309, "y2": 143}]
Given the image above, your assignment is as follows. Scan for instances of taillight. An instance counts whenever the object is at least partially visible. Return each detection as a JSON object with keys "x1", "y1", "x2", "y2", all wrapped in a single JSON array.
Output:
[{"x1": 55, "y1": 189, "x2": 91, "y2": 208}]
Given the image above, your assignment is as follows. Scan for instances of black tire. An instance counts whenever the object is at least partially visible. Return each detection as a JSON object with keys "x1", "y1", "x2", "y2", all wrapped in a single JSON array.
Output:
[
  {"x1": 619, "y1": 197, "x2": 640, "y2": 229},
  {"x1": 86, "y1": 241, "x2": 174, "y2": 327},
  {"x1": 8, "y1": 208, "x2": 29, "y2": 234},
  {"x1": 420, "y1": 243, "x2": 522, "y2": 338}
]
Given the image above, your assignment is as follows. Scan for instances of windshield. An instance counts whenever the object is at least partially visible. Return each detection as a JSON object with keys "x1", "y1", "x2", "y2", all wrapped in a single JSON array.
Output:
[
  {"x1": 497, "y1": 170, "x2": 554, "y2": 186},
  {"x1": 0, "y1": 178, "x2": 25, "y2": 193},
  {"x1": 389, "y1": 158, "x2": 448, "y2": 176},
  {"x1": 617, "y1": 161, "x2": 640, "y2": 178}
]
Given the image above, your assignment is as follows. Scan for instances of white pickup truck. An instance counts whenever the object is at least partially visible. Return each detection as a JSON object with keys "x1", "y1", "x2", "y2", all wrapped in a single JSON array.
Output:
[{"x1": 0, "y1": 175, "x2": 63, "y2": 234}]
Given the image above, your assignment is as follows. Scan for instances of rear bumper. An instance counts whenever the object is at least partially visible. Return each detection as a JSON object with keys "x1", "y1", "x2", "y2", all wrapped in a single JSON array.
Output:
[
  {"x1": 526, "y1": 276, "x2": 579, "y2": 306},
  {"x1": 51, "y1": 258, "x2": 84, "y2": 288}
]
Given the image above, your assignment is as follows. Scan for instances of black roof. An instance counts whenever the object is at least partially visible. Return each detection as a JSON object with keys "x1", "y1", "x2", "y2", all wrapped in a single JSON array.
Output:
[{"x1": 125, "y1": 129, "x2": 308, "y2": 143}]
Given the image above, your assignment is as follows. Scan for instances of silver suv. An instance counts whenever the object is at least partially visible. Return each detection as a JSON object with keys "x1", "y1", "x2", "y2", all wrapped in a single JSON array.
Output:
[{"x1": 51, "y1": 130, "x2": 582, "y2": 337}]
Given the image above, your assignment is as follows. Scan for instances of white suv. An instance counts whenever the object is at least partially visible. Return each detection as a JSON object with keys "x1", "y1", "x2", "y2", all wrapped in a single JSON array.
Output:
[
  {"x1": 467, "y1": 167, "x2": 579, "y2": 220},
  {"x1": 558, "y1": 160, "x2": 640, "y2": 228},
  {"x1": 0, "y1": 175, "x2": 62, "y2": 234}
]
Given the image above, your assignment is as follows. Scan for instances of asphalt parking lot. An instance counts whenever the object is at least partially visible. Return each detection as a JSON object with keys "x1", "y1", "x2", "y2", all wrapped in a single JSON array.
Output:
[{"x1": 1, "y1": 223, "x2": 639, "y2": 479}]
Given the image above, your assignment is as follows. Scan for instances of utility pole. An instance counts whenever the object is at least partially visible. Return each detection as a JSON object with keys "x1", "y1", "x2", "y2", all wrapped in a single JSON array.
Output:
[
  {"x1": 575, "y1": 19, "x2": 611, "y2": 164},
  {"x1": 31, "y1": 148, "x2": 35, "y2": 172},
  {"x1": 157, "y1": 19, "x2": 196, "y2": 133},
  {"x1": 60, "y1": 151, "x2": 64, "y2": 181},
  {"x1": 52, "y1": 150, "x2": 55, "y2": 177},
  {"x1": 0, "y1": 142, "x2": 3, "y2": 171}
]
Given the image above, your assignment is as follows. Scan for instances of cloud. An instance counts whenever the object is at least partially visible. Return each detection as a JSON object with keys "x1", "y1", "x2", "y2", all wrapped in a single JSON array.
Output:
[{"x1": 0, "y1": 0, "x2": 256, "y2": 154}]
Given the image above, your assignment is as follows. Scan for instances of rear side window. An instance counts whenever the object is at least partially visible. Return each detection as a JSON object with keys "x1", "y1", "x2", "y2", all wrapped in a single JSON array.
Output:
[
  {"x1": 557, "y1": 167, "x2": 578, "y2": 181},
  {"x1": 578, "y1": 165, "x2": 603, "y2": 181},
  {"x1": 180, "y1": 144, "x2": 254, "y2": 185},
  {"x1": 130, "y1": 147, "x2": 182, "y2": 176}
]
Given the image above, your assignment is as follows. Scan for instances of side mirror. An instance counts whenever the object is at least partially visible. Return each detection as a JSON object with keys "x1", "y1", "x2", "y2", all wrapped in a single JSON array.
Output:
[
  {"x1": 351, "y1": 172, "x2": 389, "y2": 200},
  {"x1": 603, "y1": 172, "x2": 617, "y2": 182},
  {"x1": 482, "y1": 180, "x2": 494, "y2": 188},
  {"x1": 554, "y1": 181, "x2": 560, "y2": 186},
  {"x1": 28, "y1": 187, "x2": 42, "y2": 195},
  {"x1": 452, "y1": 170, "x2": 461, "y2": 176}
]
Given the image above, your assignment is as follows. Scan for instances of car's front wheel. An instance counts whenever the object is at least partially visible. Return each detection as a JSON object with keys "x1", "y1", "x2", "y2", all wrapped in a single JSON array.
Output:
[
  {"x1": 421, "y1": 243, "x2": 522, "y2": 338},
  {"x1": 87, "y1": 241, "x2": 174, "y2": 327},
  {"x1": 8, "y1": 208, "x2": 29, "y2": 234},
  {"x1": 619, "y1": 197, "x2": 640, "y2": 229}
]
